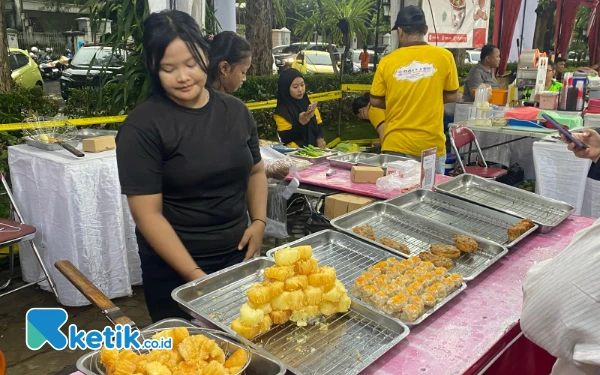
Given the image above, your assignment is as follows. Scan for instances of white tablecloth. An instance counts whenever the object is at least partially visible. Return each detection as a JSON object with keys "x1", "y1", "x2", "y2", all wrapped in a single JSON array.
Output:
[
  {"x1": 532, "y1": 140, "x2": 592, "y2": 216},
  {"x1": 8, "y1": 144, "x2": 142, "y2": 306}
]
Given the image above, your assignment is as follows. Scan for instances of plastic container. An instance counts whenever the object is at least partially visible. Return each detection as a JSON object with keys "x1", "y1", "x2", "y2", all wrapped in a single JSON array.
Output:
[
  {"x1": 584, "y1": 113, "x2": 600, "y2": 128},
  {"x1": 490, "y1": 89, "x2": 508, "y2": 106},
  {"x1": 539, "y1": 91, "x2": 559, "y2": 110}
]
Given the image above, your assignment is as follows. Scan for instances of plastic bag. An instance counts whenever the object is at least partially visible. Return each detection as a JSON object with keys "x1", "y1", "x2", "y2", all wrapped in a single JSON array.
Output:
[
  {"x1": 386, "y1": 160, "x2": 421, "y2": 178},
  {"x1": 376, "y1": 161, "x2": 421, "y2": 193},
  {"x1": 265, "y1": 182, "x2": 289, "y2": 239}
]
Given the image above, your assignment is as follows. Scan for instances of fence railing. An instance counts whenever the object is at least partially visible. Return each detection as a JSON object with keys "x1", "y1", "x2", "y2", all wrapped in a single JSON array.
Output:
[{"x1": 17, "y1": 31, "x2": 69, "y2": 54}]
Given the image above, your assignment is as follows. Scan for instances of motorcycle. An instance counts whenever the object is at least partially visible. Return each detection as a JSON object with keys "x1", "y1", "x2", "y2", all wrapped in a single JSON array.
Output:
[{"x1": 38, "y1": 56, "x2": 69, "y2": 80}]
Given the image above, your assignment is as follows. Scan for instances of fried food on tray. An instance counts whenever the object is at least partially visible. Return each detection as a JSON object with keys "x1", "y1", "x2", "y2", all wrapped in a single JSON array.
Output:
[
  {"x1": 246, "y1": 283, "x2": 272, "y2": 305},
  {"x1": 100, "y1": 327, "x2": 249, "y2": 375},
  {"x1": 353, "y1": 225, "x2": 376, "y2": 240},
  {"x1": 430, "y1": 244, "x2": 462, "y2": 259},
  {"x1": 264, "y1": 265, "x2": 294, "y2": 281},
  {"x1": 451, "y1": 273, "x2": 464, "y2": 289},
  {"x1": 273, "y1": 246, "x2": 300, "y2": 266},
  {"x1": 507, "y1": 218, "x2": 536, "y2": 241},
  {"x1": 421, "y1": 293, "x2": 437, "y2": 309},
  {"x1": 378, "y1": 237, "x2": 411, "y2": 255},
  {"x1": 232, "y1": 245, "x2": 350, "y2": 340},
  {"x1": 384, "y1": 294, "x2": 409, "y2": 315},
  {"x1": 453, "y1": 234, "x2": 479, "y2": 253},
  {"x1": 400, "y1": 304, "x2": 423, "y2": 322},
  {"x1": 418, "y1": 251, "x2": 455, "y2": 270}
]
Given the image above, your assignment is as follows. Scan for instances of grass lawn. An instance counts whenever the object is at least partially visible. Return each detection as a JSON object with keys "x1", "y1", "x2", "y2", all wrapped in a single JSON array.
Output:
[{"x1": 322, "y1": 118, "x2": 378, "y2": 143}]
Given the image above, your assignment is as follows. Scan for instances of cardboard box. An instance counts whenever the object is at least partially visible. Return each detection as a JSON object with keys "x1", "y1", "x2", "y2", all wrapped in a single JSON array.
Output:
[
  {"x1": 350, "y1": 166, "x2": 384, "y2": 183},
  {"x1": 324, "y1": 193, "x2": 376, "y2": 219},
  {"x1": 82, "y1": 135, "x2": 116, "y2": 153}
]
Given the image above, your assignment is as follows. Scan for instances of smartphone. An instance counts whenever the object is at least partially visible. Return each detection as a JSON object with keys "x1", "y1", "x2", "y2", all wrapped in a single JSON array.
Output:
[
  {"x1": 541, "y1": 113, "x2": 588, "y2": 149},
  {"x1": 307, "y1": 102, "x2": 318, "y2": 112}
]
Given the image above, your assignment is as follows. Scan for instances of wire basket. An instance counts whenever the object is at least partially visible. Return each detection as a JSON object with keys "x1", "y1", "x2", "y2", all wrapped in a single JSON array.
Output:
[{"x1": 82, "y1": 327, "x2": 252, "y2": 375}]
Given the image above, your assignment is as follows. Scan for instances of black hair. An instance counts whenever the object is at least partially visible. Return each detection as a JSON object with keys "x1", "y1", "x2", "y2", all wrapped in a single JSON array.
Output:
[
  {"x1": 207, "y1": 31, "x2": 252, "y2": 84},
  {"x1": 363, "y1": 45, "x2": 368, "y2": 51},
  {"x1": 548, "y1": 61, "x2": 556, "y2": 69},
  {"x1": 352, "y1": 93, "x2": 370, "y2": 115},
  {"x1": 556, "y1": 57, "x2": 567, "y2": 64},
  {"x1": 398, "y1": 24, "x2": 428, "y2": 36},
  {"x1": 142, "y1": 10, "x2": 210, "y2": 96},
  {"x1": 480, "y1": 44, "x2": 498, "y2": 62}
]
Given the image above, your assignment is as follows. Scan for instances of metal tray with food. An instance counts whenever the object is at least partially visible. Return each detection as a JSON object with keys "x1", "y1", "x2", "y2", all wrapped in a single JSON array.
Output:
[
  {"x1": 386, "y1": 189, "x2": 539, "y2": 248},
  {"x1": 172, "y1": 257, "x2": 409, "y2": 375},
  {"x1": 357, "y1": 154, "x2": 411, "y2": 173},
  {"x1": 288, "y1": 150, "x2": 337, "y2": 164},
  {"x1": 266, "y1": 230, "x2": 467, "y2": 326},
  {"x1": 77, "y1": 129, "x2": 118, "y2": 139},
  {"x1": 77, "y1": 317, "x2": 286, "y2": 375},
  {"x1": 434, "y1": 174, "x2": 575, "y2": 233},
  {"x1": 331, "y1": 203, "x2": 509, "y2": 281},
  {"x1": 326, "y1": 152, "x2": 376, "y2": 170},
  {"x1": 24, "y1": 137, "x2": 79, "y2": 151}
]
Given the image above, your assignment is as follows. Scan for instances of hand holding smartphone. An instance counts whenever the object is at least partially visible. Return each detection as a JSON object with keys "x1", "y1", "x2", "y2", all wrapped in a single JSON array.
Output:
[
  {"x1": 307, "y1": 102, "x2": 318, "y2": 112},
  {"x1": 542, "y1": 114, "x2": 588, "y2": 149}
]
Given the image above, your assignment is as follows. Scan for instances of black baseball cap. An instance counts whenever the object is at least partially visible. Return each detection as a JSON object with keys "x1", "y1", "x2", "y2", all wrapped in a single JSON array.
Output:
[{"x1": 393, "y1": 5, "x2": 427, "y2": 31}]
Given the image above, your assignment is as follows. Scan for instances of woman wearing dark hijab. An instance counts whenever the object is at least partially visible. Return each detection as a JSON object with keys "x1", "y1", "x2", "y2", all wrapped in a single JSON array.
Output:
[{"x1": 273, "y1": 68, "x2": 326, "y2": 148}]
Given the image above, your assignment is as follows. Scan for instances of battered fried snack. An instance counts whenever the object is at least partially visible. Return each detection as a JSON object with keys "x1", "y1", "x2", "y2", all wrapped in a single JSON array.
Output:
[
  {"x1": 323, "y1": 280, "x2": 346, "y2": 303},
  {"x1": 419, "y1": 251, "x2": 455, "y2": 270},
  {"x1": 308, "y1": 266, "x2": 336, "y2": 287},
  {"x1": 273, "y1": 247, "x2": 300, "y2": 266},
  {"x1": 239, "y1": 303, "x2": 265, "y2": 327},
  {"x1": 286, "y1": 289, "x2": 306, "y2": 310},
  {"x1": 507, "y1": 218, "x2": 536, "y2": 241},
  {"x1": 264, "y1": 265, "x2": 295, "y2": 281},
  {"x1": 295, "y1": 258, "x2": 318, "y2": 275},
  {"x1": 203, "y1": 360, "x2": 226, "y2": 375},
  {"x1": 320, "y1": 301, "x2": 338, "y2": 316},
  {"x1": 453, "y1": 234, "x2": 478, "y2": 253},
  {"x1": 145, "y1": 362, "x2": 171, "y2": 375},
  {"x1": 378, "y1": 237, "x2": 411, "y2": 255},
  {"x1": 305, "y1": 285, "x2": 323, "y2": 305},
  {"x1": 224, "y1": 348, "x2": 249, "y2": 369},
  {"x1": 284, "y1": 275, "x2": 308, "y2": 291},
  {"x1": 269, "y1": 310, "x2": 292, "y2": 324},
  {"x1": 258, "y1": 314, "x2": 272, "y2": 335},
  {"x1": 430, "y1": 244, "x2": 462, "y2": 259},
  {"x1": 296, "y1": 245, "x2": 313, "y2": 260},
  {"x1": 263, "y1": 279, "x2": 284, "y2": 298},
  {"x1": 246, "y1": 283, "x2": 272, "y2": 305},
  {"x1": 271, "y1": 291, "x2": 291, "y2": 310},
  {"x1": 353, "y1": 225, "x2": 376, "y2": 240},
  {"x1": 338, "y1": 295, "x2": 351, "y2": 312},
  {"x1": 248, "y1": 300, "x2": 272, "y2": 315},
  {"x1": 231, "y1": 318, "x2": 259, "y2": 339}
]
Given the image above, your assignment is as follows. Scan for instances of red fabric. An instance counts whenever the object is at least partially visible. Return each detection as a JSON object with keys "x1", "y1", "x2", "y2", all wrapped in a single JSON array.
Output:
[
  {"x1": 557, "y1": 0, "x2": 585, "y2": 58},
  {"x1": 464, "y1": 166, "x2": 507, "y2": 178},
  {"x1": 494, "y1": 0, "x2": 522, "y2": 74},
  {"x1": 464, "y1": 324, "x2": 557, "y2": 375},
  {"x1": 504, "y1": 107, "x2": 541, "y2": 120},
  {"x1": 589, "y1": 4, "x2": 600, "y2": 65}
]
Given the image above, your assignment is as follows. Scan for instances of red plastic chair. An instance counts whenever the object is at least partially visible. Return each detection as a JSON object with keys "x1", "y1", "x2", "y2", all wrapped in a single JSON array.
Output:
[{"x1": 449, "y1": 125, "x2": 507, "y2": 179}]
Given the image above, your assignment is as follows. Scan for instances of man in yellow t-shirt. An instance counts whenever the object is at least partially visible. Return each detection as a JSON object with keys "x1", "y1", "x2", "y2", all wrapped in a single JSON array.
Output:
[
  {"x1": 371, "y1": 6, "x2": 459, "y2": 174},
  {"x1": 352, "y1": 93, "x2": 386, "y2": 144}
]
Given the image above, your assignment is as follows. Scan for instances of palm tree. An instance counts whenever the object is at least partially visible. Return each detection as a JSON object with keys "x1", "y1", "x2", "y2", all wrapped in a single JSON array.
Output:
[{"x1": 322, "y1": 0, "x2": 373, "y2": 75}]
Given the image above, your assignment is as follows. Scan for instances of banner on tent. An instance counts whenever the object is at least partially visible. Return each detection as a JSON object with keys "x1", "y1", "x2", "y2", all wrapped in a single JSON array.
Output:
[{"x1": 422, "y1": 0, "x2": 491, "y2": 49}]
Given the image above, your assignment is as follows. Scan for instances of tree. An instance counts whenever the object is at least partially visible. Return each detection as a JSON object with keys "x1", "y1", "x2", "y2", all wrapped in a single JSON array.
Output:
[
  {"x1": 0, "y1": 0, "x2": 11, "y2": 93},
  {"x1": 533, "y1": 0, "x2": 556, "y2": 52},
  {"x1": 246, "y1": 0, "x2": 273, "y2": 75}
]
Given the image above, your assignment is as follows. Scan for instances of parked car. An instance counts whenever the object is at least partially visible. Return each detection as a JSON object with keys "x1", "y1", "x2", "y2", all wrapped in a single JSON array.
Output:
[
  {"x1": 8, "y1": 48, "x2": 44, "y2": 89},
  {"x1": 273, "y1": 45, "x2": 304, "y2": 72},
  {"x1": 292, "y1": 50, "x2": 335, "y2": 74},
  {"x1": 60, "y1": 46, "x2": 126, "y2": 100},
  {"x1": 465, "y1": 49, "x2": 481, "y2": 64}
]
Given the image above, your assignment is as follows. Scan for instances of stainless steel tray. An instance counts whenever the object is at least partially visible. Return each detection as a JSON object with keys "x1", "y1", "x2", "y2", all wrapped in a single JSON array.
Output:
[
  {"x1": 357, "y1": 154, "x2": 411, "y2": 173},
  {"x1": 172, "y1": 257, "x2": 409, "y2": 375},
  {"x1": 76, "y1": 318, "x2": 286, "y2": 375},
  {"x1": 77, "y1": 129, "x2": 118, "y2": 139},
  {"x1": 266, "y1": 230, "x2": 467, "y2": 326},
  {"x1": 24, "y1": 137, "x2": 79, "y2": 151},
  {"x1": 434, "y1": 174, "x2": 575, "y2": 233},
  {"x1": 331, "y1": 203, "x2": 508, "y2": 281},
  {"x1": 288, "y1": 150, "x2": 337, "y2": 164},
  {"x1": 327, "y1": 152, "x2": 376, "y2": 170},
  {"x1": 386, "y1": 189, "x2": 539, "y2": 248}
]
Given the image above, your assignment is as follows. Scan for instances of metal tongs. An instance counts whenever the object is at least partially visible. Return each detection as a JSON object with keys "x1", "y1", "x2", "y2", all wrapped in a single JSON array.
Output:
[{"x1": 54, "y1": 260, "x2": 149, "y2": 354}]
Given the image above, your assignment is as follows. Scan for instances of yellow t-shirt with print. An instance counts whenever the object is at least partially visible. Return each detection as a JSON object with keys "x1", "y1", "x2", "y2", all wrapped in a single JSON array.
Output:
[
  {"x1": 371, "y1": 44, "x2": 459, "y2": 157},
  {"x1": 368, "y1": 106, "x2": 385, "y2": 129}
]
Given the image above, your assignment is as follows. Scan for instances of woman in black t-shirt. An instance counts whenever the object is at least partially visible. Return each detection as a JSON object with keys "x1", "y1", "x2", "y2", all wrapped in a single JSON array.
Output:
[{"x1": 116, "y1": 10, "x2": 267, "y2": 322}]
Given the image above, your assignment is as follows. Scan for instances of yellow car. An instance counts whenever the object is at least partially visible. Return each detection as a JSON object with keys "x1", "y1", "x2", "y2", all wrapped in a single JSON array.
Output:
[
  {"x1": 8, "y1": 48, "x2": 44, "y2": 89},
  {"x1": 291, "y1": 50, "x2": 335, "y2": 74}
]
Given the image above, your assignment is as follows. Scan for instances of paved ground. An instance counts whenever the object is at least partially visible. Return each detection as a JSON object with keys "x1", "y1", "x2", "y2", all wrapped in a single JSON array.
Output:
[{"x1": 43, "y1": 80, "x2": 61, "y2": 98}]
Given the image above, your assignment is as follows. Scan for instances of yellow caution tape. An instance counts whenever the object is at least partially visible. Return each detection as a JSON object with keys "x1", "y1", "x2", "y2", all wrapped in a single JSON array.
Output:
[
  {"x1": 0, "y1": 86, "x2": 364, "y2": 131},
  {"x1": 341, "y1": 84, "x2": 372, "y2": 93},
  {"x1": 326, "y1": 137, "x2": 341, "y2": 149}
]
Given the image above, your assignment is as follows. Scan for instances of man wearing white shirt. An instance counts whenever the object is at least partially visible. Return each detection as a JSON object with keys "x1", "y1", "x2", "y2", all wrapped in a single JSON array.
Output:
[{"x1": 521, "y1": 129, "x2": 600, "y2": 375}]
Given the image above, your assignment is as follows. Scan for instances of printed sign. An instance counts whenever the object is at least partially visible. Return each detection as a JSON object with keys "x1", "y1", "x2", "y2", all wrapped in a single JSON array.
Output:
[
  {"x1": 422, "y1": 0, "x2": 491, "y2": 48},
  {"x1": 420, "y1": 147, "x2": 437, "y2": 190},
  {"x1": 394, "y1": 61, "x2": 437, "y2": 82}
]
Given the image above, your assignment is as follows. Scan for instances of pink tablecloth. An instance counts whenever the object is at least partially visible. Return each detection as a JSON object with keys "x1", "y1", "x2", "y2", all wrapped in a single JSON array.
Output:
[
  {"x1": 364, "y1": 215, "x2": 596, "y2": 375},
  {"x1": 292, "y1": 163, "x2": 450, "y2": 199}
]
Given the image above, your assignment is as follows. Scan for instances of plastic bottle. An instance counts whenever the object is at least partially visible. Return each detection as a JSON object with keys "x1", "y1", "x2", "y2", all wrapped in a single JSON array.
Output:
[{"x1": 576, "y1": 81, "x2": 584, "y2": 111}]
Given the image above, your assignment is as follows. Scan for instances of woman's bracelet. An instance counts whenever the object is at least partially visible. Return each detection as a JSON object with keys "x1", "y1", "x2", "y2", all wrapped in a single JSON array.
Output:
[{"x1": 252, "y1": 218, "x2": 267, "y2": 226}]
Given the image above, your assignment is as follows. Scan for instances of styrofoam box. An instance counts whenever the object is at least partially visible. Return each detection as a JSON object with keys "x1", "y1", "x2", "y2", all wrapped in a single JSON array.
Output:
[{"x1": 584, "y1": 113, "x2": 600, "y2": 128}]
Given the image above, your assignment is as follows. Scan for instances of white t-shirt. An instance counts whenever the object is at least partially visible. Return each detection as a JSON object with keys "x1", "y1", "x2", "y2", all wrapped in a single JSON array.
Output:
[{"x1": 521, "y1": 218, "x2": 600, "y2": 375}]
